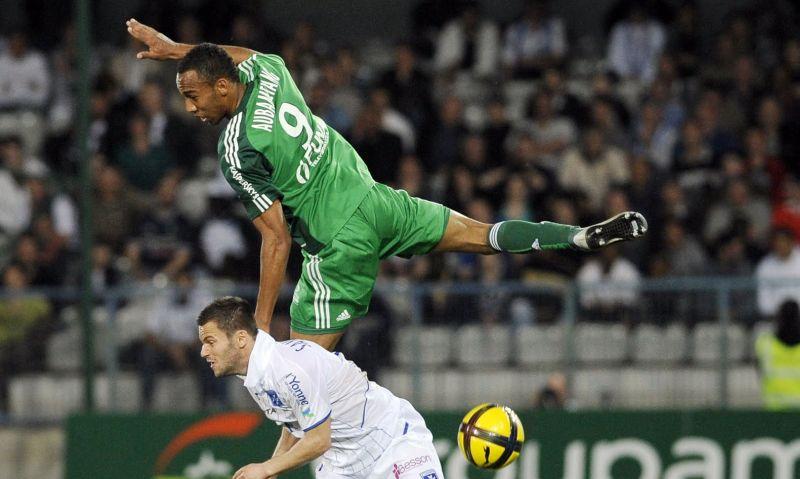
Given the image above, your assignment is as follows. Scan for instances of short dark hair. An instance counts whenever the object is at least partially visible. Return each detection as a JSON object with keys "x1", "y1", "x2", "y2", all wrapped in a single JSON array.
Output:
[
  {"x1": 177, "y1": 43, "x2": 239, "y2": 83},
  {"x1": 197, "y1": 296, "x2": 257, "y2": 337}
]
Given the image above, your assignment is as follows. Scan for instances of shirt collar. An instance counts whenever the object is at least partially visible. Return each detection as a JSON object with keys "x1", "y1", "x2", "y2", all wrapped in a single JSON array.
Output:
[{"x1": 243, "y1": 329, "x2": 277, "y2": 388}]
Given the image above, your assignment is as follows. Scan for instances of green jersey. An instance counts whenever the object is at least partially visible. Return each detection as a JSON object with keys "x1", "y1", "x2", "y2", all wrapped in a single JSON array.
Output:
[{"x1": 218, "y1": 53, "x2": 375, "y2": 253}]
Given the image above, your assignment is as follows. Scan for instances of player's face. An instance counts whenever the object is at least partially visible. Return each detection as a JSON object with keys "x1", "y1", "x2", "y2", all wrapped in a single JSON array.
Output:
[
  {"x1": 177, "y1": 70, "x2": 227, "y2": 125},
  {"x1": 199, "y1": 321, "x2": 241, "y2": 377}
]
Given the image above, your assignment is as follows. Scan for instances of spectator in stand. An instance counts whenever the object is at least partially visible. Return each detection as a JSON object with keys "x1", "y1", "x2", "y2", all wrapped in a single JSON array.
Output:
[
  {"x1": 606, "y1": 4, "x2": 666, "y2": 85},
  {"x1": 756, "y1": 300, "x2": 800, "y2": 410},
  {"x1": 136, "y1": 78, "x2": 198, "y2": 173},
  {"x1": 577, "y1": 244, "x2": 641, "y2": 323},
  {"x1": 662, "y1": 217, "x2": 710, "y2": 276},
  {"x1": 667, "y1": 1, "x2": 701, "y2": 78},
  {"x1": 0, "y1": 137, "x2": 32, "y2": 245},
  {"x1": 113, "y1": 112, "x2": 176, "y2": 192},
  {"x1": 378, "y1": 42, "x2": 433, "y2": 136},
  {"x1": 426, "y1": 95, "x2": 467, "y2": 173},
  {"x1": 368, "y1": 88, "x2": 416, "y2": 154},
  {"x1": 744, "y1": 126, "x2": 783, "y2": 201},
  {"x1": 703, "y1": 178, "x2": 771, "y2": 249},
  {"x1": 433, "y1": 2, "x2": 500, "y2": 80},
  {"x1": 110, "y1": 33, "x2": 167, "y2": 95},
  {"x1": 138, "y1": 269, "x2": 223, "y2": 411},
  {"x1": 307, "y1": 79, "x2": 352, "y2": 135},
  {"x1": 672, "y1": 117, "x2": 716, "y2": 197},
  {"x1": 394, "y1": 155, "x2": 430, "y2": 200},
  {"x1": 90, "y1": 243, "x2": 120, "y2": 294},
  {"x1": 507, "y1": 132, "x2": 557, "y2": 207},
  {"x1": 534, "y1": 372, "x2": 568, "y2": 409},
  {"x1": 541, "y1": 68, "x2": 586, "y2": 126},
  {"x1": 460, "y1": 134, "x2": 506, "y2": 206},
  {"x1": 720, "y1": 55, "x2": 762, "y2": 135},
  {"x1": 631, "y1": 100, "x2": 678, "y2": 171},
  {"x1": 0, "y1": 263, "x2": 52, "y2": 406},
  {"x1": 126, "y1": 173, "x2": 193, "y2": 281},
  {"x1": 502, "y1": 0, "x2": 567, "y2": 79},
  {"x1": 349, "y1": 105, "x2": 403, "y2": 184},
  {"x1": 756, "y1": 95, "x2": 785, "y2": 158},
  {"x1": 756, "y1": 228, "x2": 800, "y2": 318},
  {"x1": 773, "y1": 176, "x2": 800, "y2": 243},
  {"x1": 523, "y1": 91, "x2": 576, "y2": 171},
  {"x1": 92, "y1": 164, "x2": 148, "y2": 251},
  {"x1": 588, "y1": 96, "x2": 628, "y2": 148},
  {"x1": 498, "y1": 175, "x2": 534, "y2": 222},
  {"x1": 558, "y1": 127, "x2": 628, "y2": 213},
  {"x1": 694, "y1": 89, "x2": 738, "y2": 160},
  {"x1": 483, "y1": 98, "x2": 512, "y2": 165},
  {"x1": 0, "y1": 29, "x2": 50, "y2": 112}
]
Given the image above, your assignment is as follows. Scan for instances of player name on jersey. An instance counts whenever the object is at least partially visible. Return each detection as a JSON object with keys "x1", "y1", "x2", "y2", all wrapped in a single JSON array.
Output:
[{"x1": 252, "y1": 70, "x2": 279, "y2": 132}]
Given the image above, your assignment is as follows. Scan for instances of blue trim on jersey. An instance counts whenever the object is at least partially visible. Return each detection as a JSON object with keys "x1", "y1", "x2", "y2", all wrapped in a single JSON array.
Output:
[
  {"x1": 303, "y1": 410, "x2": 331, "y2": 432},
  {"x1": 403, "y1": 422, "x2": 409, "y2": 435},
  {"x1": 360, "y1": 381, "x2": 370, "y2": 428}
]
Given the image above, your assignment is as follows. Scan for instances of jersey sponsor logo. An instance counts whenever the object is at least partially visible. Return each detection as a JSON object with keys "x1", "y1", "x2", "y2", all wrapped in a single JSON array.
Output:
[
  {"x1": 393, "y1": 455, "x2": 432, "y2": 476},
  {"x1": 336, "y1": 309, "x2": 351, "y2": 322},
  {"x1": 301, "y1": 406, "x2": 315, "y2": 419},
  {"x1": 420, "y1": 469, "x2": 439, "y2": 479},
  {"x1": 252, "y1": 70, "x2": 280, "y2": 132},
  {"x1": 285, "y1": 373, "x2": 309, "y2": 405},
  {"x1": 266, "y1": 390, "x2": 285, "y2": 407}
]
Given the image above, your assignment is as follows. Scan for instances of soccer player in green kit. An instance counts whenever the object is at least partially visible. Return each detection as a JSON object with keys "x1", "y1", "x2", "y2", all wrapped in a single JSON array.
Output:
[{"x1": 126, "y1": 19, "x2": 648, "y2": 351}]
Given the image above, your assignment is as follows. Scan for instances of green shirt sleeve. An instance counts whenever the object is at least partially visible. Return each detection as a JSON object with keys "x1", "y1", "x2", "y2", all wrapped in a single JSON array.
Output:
[
  {"x1": 220, "y1": 121, "x2": 284, "y2": 220},
  {"x1": 237, "y1": 53, "x2": 286, "y2": 84}
]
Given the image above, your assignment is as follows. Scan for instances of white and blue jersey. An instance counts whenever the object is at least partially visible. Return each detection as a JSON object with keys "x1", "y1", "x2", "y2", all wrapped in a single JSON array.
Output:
[{"x1": 243, "y1": 331, "x2": 436, "y2": 478}]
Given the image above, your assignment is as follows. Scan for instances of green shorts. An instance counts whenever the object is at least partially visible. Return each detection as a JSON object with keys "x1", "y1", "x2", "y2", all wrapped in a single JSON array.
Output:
[{"x1": 290, "y1": 183, "x2": 450, "y2": 334}]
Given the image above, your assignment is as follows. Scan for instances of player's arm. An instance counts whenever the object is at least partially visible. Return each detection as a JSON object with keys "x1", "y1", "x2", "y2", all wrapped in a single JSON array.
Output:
[
  {"x1": 233, "y1": 419, "x2": 331, "y2": 479},
  {"x1": 272, "y1": 426, "x2": 300, "y2": 458},
  {"x1": 252, "y1": 203, "x2": 292, "y2": 334},
  {"x1": 126, "y1": 18, "x2": 258, "y2": 65}
]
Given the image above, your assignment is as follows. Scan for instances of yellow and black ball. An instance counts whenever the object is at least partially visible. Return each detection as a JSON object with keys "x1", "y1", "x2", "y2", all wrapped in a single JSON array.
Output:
[{"x1": 457, "y1": 403, "x2": 525, "y2": 469}]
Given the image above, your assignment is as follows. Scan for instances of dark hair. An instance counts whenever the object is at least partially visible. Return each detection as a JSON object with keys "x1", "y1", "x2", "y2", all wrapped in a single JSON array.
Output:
[
  {"x1": 177, "y1": 43, "x2": 239, "y2": 83},
  {"x1": 197, "y1": 296, "x2": 257, "y2": 337},
  {"x1": 776, "y1": 300, "x2": 800, "y2": 346}
]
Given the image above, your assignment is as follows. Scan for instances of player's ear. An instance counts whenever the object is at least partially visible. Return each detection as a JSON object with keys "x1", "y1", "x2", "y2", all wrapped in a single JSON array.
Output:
[
  {"x1": 215, "y1": 77, "x2": 230, "y2": 96},
  {"x1": 235, "y1": 329, "x2": 249, "y2": 348}
]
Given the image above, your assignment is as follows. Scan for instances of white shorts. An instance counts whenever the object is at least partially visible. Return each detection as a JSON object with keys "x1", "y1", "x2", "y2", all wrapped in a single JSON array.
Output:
[{"x1": 315, "y1": 418, "x2": 444, "y2": 479}]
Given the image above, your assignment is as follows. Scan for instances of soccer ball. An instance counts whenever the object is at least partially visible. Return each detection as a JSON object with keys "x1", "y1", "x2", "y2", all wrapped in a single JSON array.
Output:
[{"x1": 457, "y1": 403, "x2": 524, "y2": 469}]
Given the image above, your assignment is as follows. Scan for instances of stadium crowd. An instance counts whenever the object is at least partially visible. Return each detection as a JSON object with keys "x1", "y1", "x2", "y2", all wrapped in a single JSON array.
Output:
[{"x1": 2, "y1": 0, "x2": 800, "y2": 409}]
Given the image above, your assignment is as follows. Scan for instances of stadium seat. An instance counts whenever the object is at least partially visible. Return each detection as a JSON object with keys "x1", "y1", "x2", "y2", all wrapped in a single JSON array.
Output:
[
  {"x1": 377, "y1": 369, "x2": 465, "y2": 410},
  {"x1": 631, "y1": 323, "x2": 688, "y2": 364},
  {"x1": 392, "y1": 326, "x2": 451, "y2": 368},
  {"x1": 454, "y1": 324, "x2": 511, "y2": 368},
  {"x1": 574, "y1": 323, "x2": 629, "y2": 363},
  {"x1": 151, "y1": 373, "x2": 200, "y2": 412},
  {"x1": 728, "y1": 366, "x2": 761, "y2": 408},
  {"x1": 515, "y1": 324, "x2": 566, "y2": 366},
  {"x1": 691, "y1": 322, "x2": 748, "y2": 364},
  {"x1": 9, "y1": 373, "x2": 140, "y2": 421},
  {"x1": 574, "y1": 368, "x2": 719, "y2": 409},
  {"x1": 47, "y1": 309, "x2": 113, "y2": 371}
]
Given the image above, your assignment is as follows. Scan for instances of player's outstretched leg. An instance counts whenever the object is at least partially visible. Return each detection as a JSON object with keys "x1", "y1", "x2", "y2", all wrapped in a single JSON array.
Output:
[{"x1": 434, "y1": 210, "x2": 647, "y2": 254}]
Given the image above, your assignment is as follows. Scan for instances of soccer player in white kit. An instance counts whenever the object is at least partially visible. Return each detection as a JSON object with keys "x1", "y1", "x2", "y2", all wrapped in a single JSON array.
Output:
[{"x1": 197, "y1": 296, "x2": 444, "y2": 479}]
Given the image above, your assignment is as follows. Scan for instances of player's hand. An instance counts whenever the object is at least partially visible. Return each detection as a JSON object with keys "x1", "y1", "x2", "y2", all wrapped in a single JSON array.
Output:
[
  {"x1": 232, "y1": 462, "x2": 271, "y2": 479},
  {"x1": 126, "y1": 18, "x2": 179, "y2": 60}
]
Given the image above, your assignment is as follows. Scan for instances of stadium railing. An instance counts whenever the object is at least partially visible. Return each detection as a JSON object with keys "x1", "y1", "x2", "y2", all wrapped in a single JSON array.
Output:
[{"x1": 0, "y1": 276, "x2": 789, "y2": 420}]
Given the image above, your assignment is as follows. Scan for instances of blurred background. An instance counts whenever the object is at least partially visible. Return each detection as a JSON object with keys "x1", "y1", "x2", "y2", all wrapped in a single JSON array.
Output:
[{"x1": 2, "y1": 0, "x2": 800, "y2": 477}]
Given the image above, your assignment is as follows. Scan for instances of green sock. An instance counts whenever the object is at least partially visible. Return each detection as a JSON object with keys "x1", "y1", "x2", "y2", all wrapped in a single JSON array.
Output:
[{"x1": 488, "y1": 220, "x2": 581, "y2": 252}]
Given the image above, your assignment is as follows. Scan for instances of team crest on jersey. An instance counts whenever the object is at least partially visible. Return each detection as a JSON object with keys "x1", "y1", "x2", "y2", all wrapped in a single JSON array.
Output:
[
  {"x1": 420, "y1": 470, "x2": 438, "y2": 479},
  {"x1": 266, "y1": 390, "x2": 284, "y2": 407}
]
